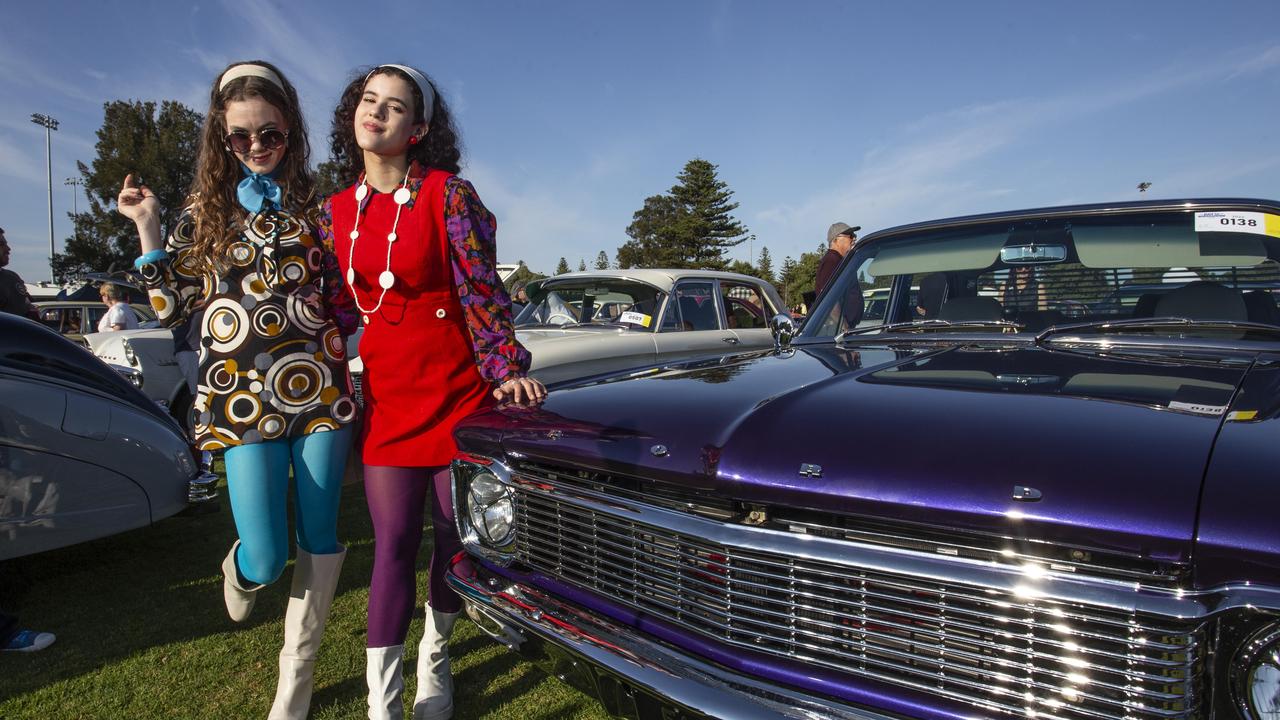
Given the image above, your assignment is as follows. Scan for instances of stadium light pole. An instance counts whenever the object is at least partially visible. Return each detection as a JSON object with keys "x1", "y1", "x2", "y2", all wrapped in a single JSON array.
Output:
[{"x1": 31, "y1": 113, "x2": 60, "y2": 281}]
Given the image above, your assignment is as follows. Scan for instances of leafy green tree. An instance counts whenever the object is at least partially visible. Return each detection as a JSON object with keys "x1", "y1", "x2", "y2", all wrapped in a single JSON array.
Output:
[
  {"x1": 779, "y1": 245, "x2": 827, "y2": 308},
  {"x1": 726, "y1": 260, "x2": 759, "y2": 278},
  {"x1": 54, "y1": 100, "x2": 201, "y2": 281},
  {"x1": 594, "y1": 251, "x2": 610, "y2": 270},
  {"x1": 314, "y1": 160, "x2": 345, "y2": 198},
  {"x1": 556, "y1": 257, "x2": 570, "y2": 275},
  {"x1": 617, "y1": 158, "x2": 747, "y2": 269}
]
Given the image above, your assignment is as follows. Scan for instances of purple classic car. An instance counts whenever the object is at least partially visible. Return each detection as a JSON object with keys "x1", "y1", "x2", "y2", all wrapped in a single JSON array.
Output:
[{"x1": 446, "y1": 199, "x2": 1280, "y2": 719}]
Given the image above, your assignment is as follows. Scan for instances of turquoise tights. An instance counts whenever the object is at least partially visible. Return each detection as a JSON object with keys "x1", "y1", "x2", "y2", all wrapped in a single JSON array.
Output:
[{"x1": 223, "y1": 427, "x2": 352, "y2": 586}]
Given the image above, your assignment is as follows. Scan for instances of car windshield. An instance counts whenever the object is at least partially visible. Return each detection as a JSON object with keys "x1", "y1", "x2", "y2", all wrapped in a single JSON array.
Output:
[
  {"x1": 514, "y1": 278, "x2": 664, "y2": 331},
  {"x1": 805, "y1": 207, "x2": 1280, "y2": 343}
]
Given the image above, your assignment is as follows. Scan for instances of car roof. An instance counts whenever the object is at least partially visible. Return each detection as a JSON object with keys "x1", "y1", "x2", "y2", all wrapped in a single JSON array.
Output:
[
  {"x1": 538, "y1": 268, "x2": 769, "y2": 288},
  {"x1": 859, "y1": 198, "x2": 1280, "y2": 248}
]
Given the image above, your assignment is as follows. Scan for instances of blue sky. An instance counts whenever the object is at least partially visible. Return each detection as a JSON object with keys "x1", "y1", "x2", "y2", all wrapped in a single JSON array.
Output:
[{"x1": 2, "y1": 1, "x2": 1279, "y2": 283}]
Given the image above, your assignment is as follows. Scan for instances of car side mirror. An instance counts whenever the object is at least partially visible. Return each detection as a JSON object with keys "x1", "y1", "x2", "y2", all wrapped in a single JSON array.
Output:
[{"x1": 770, "y1": 313, "x2": 796, "y2": 352}]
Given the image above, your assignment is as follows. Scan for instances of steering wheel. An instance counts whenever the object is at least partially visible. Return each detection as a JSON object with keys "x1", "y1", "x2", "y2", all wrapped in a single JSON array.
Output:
[{"x1": 547, "y1": 312, "x2": 576, "y2": 325}]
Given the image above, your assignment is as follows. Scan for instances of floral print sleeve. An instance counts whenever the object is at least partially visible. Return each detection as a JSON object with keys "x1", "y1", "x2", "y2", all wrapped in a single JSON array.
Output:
[
  {"x1": 135, "y1": 209, "x2": 206, "y2": 329},
  {"x1": 315, "y1": 195, "x2": 359, "y2": 338},
  {"x1": 445, "y1": 177, "x2": 531, "y2": 384}
]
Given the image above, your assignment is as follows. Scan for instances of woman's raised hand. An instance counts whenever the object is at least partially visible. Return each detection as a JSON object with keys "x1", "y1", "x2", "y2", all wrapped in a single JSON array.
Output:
[
  {"x1": 117, "y1": 174, "x2": 164, "y2": 253},
  {"x1": 116, "y1": 174, "x2": 159, "y2": 223}
]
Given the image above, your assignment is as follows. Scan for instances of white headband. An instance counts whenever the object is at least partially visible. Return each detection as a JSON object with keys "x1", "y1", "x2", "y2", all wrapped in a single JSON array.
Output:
[
  {"x1": 365, "y1": 64, "x2": 435, "y2": 124},
  {"x1": 218, "y1": 64, "x2": 285, "y2": 92}
]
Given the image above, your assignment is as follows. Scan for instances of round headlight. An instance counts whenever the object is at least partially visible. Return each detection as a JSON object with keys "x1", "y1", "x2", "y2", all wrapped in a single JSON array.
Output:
[
  {"x1": 1233, "y1": 624, "x2": 1280, "y2": 719},
  {"x1": 122, "y1": 339, "x2": 137, "y2": 366},
  {"x1": 466, "y1": 472, "x2": 514, "y2": 546}
]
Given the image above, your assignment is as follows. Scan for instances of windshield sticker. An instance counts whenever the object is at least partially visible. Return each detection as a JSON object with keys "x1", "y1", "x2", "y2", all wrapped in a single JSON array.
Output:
[
  {"x1": 619, "y1": 311, "x2": 652, "y2": 327},
  {"x1": 1194, "y1": 211, "x2": 1280, "y2": 238}
]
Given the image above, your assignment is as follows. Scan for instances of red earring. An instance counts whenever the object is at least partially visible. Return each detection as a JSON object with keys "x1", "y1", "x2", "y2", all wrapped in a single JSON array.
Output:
[{"x1": 409, "y1": 136, "x2": 419, "y2": 145}]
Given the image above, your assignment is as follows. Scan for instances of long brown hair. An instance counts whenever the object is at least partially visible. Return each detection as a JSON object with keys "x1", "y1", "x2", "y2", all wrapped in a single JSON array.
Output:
[
  {"x1": 328, "y1": 66, "x2": 462, "y2": 188},
  {"x1": 188, "y1": 60, "x2": 314, "y2": 270}
]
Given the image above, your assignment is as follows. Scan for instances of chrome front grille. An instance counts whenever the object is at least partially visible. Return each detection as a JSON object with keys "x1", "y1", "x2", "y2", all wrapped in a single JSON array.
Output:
[{"x1": 512, "y1": 483, "x2": 1203, "y2": 720}]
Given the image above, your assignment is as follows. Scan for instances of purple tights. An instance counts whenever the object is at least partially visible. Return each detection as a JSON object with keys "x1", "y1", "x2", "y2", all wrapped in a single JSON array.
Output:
[{"x1": 364, "y1": 465, "x2": 470, "y2": 648}]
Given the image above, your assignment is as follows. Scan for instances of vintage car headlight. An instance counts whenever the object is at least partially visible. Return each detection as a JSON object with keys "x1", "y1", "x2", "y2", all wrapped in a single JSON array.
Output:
[
  {"x1": 122, "y1": 338, "x2": 137, "y2": 366},
  {"x1": 1232, "y1": 623, "x2": 1280, "y2": 719},
  {"x1": 452, "y1": 457, "x2": 517, "y2": 559},
  {"x1": 466, "y1": 471, "x2": 514, "y2": 546}
]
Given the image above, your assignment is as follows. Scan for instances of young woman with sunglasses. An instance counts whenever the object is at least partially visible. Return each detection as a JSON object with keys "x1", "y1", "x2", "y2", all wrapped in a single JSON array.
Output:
[
  {"x1": 117, "y1": 61, "x2": 358, "y2": 720},
  {"x1": 322, "y1": 64, "x2": 544, "y2": 719}
]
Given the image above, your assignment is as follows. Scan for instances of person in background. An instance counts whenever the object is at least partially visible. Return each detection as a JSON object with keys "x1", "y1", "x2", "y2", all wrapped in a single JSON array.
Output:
[
  {"x1": 816, "y1": 222, "x2": 859, "y2": 297},
  {"x1": 0, "y1": 228, "x2": 38, "y2": 320},
  {"x1": 0, "y1": 609, "x2": 54, "y2": 652},
  {"x1": 97, "y1": 282, "x2": 140, "y2": 331}
]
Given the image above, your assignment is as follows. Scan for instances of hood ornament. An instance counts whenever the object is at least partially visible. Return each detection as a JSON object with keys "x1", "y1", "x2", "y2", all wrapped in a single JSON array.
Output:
[
  {"x1": 1012, "y1": 485, "x2": 1042, "y2": 502},
  {"x1": 799, "y1": 463, "x2": 823, "y2": 478},
  {"x1": 650, "y1": 444, "x2": 669, "y2": 457},
  {"x1": 546, "y1": 430, "x2": 563, "y2": 441}
]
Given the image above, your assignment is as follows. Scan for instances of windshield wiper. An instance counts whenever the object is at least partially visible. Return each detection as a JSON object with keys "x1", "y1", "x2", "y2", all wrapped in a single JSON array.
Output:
[
  {"x1": 837, "y1": 319, "x2": 1024, "y2": 342},
  {"x1": 1036, "y1": 317, "x2": 1280, "y2": 344}
]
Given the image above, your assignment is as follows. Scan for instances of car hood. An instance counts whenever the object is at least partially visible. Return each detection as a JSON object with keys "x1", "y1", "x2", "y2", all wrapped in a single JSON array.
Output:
[{"x1": 496, "y1": 342, "x2": 1251, "y2": 564}]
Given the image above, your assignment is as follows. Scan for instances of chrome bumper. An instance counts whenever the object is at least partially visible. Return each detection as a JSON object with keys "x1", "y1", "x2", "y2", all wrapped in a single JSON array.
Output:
[{"x1": 446, "y1": 559, "x2": 897, "y2": 720}]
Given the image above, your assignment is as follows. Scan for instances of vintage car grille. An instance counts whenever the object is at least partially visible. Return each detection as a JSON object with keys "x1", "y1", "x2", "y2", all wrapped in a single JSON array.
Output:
[
  {"x1": 512, "y1": 483, "x2": 1204, "y2": 720},
  {"x1": 351, "y1": 372, "x2": 364, "y2": 407}
]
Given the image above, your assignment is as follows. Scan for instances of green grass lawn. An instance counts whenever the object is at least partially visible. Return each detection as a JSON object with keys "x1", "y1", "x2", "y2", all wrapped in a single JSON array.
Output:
[{"x1": 0, "y1": 473, "x2": 611, "y2": 720}]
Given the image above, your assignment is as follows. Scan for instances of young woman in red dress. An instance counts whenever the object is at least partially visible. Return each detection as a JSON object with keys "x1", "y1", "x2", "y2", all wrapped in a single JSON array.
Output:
[{"x1": 320, "y1": 64, "x2": 544, "y2": 719}]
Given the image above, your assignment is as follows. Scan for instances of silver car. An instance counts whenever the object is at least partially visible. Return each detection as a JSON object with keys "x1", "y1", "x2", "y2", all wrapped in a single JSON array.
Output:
[
  {"x1": 0, "y1": 314, "x2": 217, "y2": 560},
  {"x1": 513, "y1": 269, "x2": 787, "y2": 384}
]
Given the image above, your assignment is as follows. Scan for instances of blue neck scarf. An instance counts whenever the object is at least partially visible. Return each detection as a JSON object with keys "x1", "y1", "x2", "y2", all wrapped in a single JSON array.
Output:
[{"x1": 236, "y1": 164, "x2": 283, "y2": 213}]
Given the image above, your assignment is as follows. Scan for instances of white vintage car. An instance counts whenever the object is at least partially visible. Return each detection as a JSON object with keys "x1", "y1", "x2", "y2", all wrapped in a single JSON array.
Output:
[
  {"x1": 85, "y1": 327, "x2": 194, "y2": 430},
  {"x1": 511, "y1": 269, "x2": 786, "y2": 384}
]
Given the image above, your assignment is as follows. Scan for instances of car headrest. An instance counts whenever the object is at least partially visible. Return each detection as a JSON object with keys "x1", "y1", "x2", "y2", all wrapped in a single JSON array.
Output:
[
  {"x1": 937, "y1": 296, "x2": 1003, "y2": 322},
  {"x1": 1153, "y1": 281, "x2": 1246, "y2": 321},
  {"x1": 1133, "y1": 293, "x2": 1161, "y2": 318}
]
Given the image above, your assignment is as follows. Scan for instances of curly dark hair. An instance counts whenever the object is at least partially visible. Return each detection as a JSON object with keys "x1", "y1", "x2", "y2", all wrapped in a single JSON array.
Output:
[{"x1": 328, "y1": 66, "x2": 462, "y2": 188}]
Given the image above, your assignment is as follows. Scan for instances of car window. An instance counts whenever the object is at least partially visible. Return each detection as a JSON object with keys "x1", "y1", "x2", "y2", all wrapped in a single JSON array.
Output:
[
  {"x1": 662, "y1": 281, "x2": 720, "y2": 332},
  {"x1": 805, "y1": 210, "x2": 1280, "y2": 338},
  {"x1": 719, "y1": 281, "x2": 769, "y2": 329},
  {"x1": 516, "y1": 278, "x2": 663, "y2": 331}
]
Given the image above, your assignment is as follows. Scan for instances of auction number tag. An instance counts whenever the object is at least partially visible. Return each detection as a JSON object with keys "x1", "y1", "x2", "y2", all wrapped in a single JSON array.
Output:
[
  {"x1": 619, "y1": 311, "x2": 652, "y2": 327},
  {"x1": 1194, "y1": 211, "x2": 1280, "y2": 238}
]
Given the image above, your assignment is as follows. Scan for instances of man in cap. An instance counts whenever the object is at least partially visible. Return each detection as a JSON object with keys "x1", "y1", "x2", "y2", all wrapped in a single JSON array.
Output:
[{"x1": 816, "y1": 222, "x2": 859, "y2": 297}]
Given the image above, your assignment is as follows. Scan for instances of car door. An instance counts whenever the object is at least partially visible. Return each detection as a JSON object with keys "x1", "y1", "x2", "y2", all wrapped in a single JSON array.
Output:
[
  {"x1": 652, "y1": 279, "x2": 740, "y2": 363},
  {"x1": 718, "y1": 278, "x2": 778, "y2": 351}
]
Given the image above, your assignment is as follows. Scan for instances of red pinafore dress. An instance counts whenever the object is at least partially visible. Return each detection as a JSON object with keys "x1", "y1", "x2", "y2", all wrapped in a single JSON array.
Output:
[{"x1": 331, "y1": 169, "x2": 493, "y2": 467}]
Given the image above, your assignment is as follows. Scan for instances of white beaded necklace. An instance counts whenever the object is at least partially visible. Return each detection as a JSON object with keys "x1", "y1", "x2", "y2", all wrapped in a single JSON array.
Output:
[{"x1": 345, "y1": 165, "x2": 413, "y2": 323}]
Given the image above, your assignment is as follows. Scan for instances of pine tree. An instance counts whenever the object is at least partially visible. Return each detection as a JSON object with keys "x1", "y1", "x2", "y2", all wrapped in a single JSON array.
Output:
[
  {"x1": 669, "y1": 158, "x2": 748, "y2": 269},
  {"x1": 577, "y1": 258, "x2": 587, "y2": 272},
  {"x1": 757, "y1": 246, "x2": 775, "y2": 285},
  {"x1": 595, "y1": 251, "x2": 610, "y2": 270},
  {"x1": 54, "y1": 100, "x2": 202, "y2": 281},
  {"x1": 617, "y1": 158, "x2": 748, "y2": 269},
  {"x1": 556, "y1": 257, "x2": 570, "y2": 275}
]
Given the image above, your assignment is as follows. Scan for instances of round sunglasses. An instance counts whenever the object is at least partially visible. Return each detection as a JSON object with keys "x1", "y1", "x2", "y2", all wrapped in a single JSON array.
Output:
[{"x1": 223, "y1": 128, "x2": 289, "y2": 154}]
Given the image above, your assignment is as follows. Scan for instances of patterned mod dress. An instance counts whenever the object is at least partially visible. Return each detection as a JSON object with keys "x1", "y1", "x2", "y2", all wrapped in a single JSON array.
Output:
[{"x1": 138, "y1": 207, "x2": 359, "y2": 451}]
